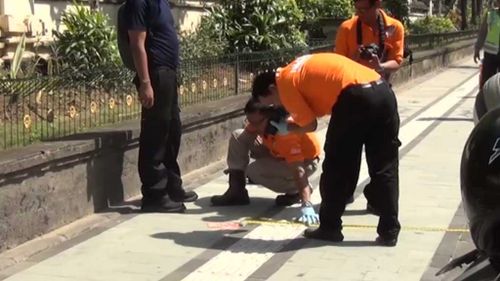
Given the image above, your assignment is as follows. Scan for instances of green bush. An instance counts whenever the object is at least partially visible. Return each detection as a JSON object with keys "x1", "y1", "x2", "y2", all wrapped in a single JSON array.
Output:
[
  {"x1": 53, "y1": 2, "x2": 119, "y2": 74},
  {"x1": 383, "y1": 0, "x2": 409, "y2": 23},
  {"x1": 179, "y1": 16, "x2": 229, "y2": 60},
  {"x1": 297, "y1": 0, "x2": 353, "y2": 21},
  {"x1": 203, "y1": 0, "x2": 307, "y2": 52},
  {"x1": 409, "y1": 16, "x2": 457, "y2": 34}
]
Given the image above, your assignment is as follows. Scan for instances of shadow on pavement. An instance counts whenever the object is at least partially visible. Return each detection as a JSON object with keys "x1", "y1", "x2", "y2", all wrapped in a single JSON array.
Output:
[
  {"x1": 150, "y1": 229, "x2": 380, "y2": 254},
  {"x1": 186, "y1": 196, "x2": 283, "y2": 222}
]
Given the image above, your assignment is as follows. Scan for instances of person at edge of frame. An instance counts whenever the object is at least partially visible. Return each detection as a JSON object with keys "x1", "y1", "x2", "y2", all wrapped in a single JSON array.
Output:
[{"x1": 474, "y1": 0, "x2": 500, "y2": 89}]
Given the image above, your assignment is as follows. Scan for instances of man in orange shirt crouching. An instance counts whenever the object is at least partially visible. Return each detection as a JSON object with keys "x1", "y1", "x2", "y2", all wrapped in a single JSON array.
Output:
[
  {"x1": 211, "y1": 98, "x2": 322, "y2": 225},
  {"x1": 252, "y1": 53, "x2": 401, "y2": 246}
]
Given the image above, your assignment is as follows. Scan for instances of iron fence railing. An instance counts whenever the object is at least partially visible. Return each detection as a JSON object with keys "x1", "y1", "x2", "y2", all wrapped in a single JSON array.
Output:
[
  {"x1": 0, "y1": 30, "x2": 477, "y2": 150},
  {"x1": 406, "y1": 29, "x2": 477, "y2": 50}
]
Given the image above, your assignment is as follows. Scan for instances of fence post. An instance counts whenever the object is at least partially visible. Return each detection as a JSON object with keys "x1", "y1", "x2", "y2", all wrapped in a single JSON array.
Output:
[{"x1": 234, "y1": 53, "x2": 240, "y2": 95}]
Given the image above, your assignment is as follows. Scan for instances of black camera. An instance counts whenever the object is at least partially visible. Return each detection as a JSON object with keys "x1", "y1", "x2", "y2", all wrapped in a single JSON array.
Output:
[
  {"x1": 259, "y1": 105, "x2": 289, "y2": 135},
  {"x1": 359, "y1": 43, "x2": 380, "y2": 60}
]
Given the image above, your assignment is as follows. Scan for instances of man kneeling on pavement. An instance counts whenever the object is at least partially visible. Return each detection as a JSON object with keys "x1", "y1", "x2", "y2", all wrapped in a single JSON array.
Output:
[{"x1": 211, "y1": 97, "x2": 322, "y2": 225}]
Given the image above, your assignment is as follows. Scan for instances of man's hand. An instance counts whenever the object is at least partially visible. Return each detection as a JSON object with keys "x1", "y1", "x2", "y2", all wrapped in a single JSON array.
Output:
[
  {"x1": 474, "y1": 49, "x2": 481, "y2": 64},
  {"x1": 366, "y1": 53, "x2": 383, "y2": 71},
  {"x1": 297, "y1": 202, "x2": 319, "y2": 226},
  {"x1": 270, "y1": 119, "x2": 289, "y2": 135},
  {"x1": 139, "y1": 82, "x2": 154, "y2": 109}
]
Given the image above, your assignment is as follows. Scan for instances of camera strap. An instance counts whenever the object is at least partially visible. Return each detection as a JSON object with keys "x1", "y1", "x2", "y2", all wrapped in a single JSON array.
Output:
[{"x1": 356, "y1": 12, "x2": 385, "y2": 58}]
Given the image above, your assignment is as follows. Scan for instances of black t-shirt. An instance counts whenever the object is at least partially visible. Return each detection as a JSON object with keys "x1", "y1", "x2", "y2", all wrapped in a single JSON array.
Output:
[{"x1": 125, "y1": 0, "x2": 179, "y2": 70}]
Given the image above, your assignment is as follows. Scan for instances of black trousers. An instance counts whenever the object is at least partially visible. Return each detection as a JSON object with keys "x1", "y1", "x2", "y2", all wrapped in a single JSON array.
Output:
[
  {"x1": 480, "y1": 52, "x2": 500, "y2": 89},
  {"x1": 135, "y1": 67, "x2": 183, "y2": 200},
  {"x1": 319, "y1": 81, "x2": 401, "y2": 239}
]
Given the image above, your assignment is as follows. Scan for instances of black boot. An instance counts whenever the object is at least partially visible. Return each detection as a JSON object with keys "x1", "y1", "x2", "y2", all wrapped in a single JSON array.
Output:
[
  {"x1": 211, "y1": 170, "x2": 250, "y2": 206},
  {"x1": 303, "y1": 227, "x2": 344, "y2": 242}
]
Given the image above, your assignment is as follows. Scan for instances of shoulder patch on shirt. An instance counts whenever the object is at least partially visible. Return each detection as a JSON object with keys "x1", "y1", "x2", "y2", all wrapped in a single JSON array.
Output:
[
  {"x1": 290, "y1": 55, "x2": 312, "y2": 73},
  {"x1": 385, "y1": 25, "x2": 396, "y2": 38},
  {"x1": 290, "y1": 148, "x2": 302, "y2": 155}
]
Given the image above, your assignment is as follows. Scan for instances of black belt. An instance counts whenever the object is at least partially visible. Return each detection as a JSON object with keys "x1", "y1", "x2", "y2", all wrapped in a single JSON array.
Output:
[
  {"x1": 356, "y1": 79, "x2": 385, "y2": 89},
  {"x1": 344, "y1": 79, "x2": 385, "y2": 92}
]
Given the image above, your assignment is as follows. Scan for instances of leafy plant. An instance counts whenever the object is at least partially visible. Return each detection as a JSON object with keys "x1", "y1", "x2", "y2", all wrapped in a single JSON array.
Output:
[
  {"x1": 9, "y1": 33, "x2": 27, "y2": 79},
  {"x1": 179, "y1": 16, "x2": 229, "y2": 60},
  {"x1": 203, "y1": 0, "x2": 307, "y2": 52},
  {"x1": 383, "y1": 0, "x2": 409, "y2": 24},
  {"x1": 53, "y1": 1, "x2": 119, "y2": 74},
  {"x1": 297, "y1": 0, "x2": 353, "y2": 21},
  {"x1": 321, "y1": 0, "x2": 354, "y2": 19},
  {"x1": 409, "y1": 16, "x2": 457, "y2": 34}
]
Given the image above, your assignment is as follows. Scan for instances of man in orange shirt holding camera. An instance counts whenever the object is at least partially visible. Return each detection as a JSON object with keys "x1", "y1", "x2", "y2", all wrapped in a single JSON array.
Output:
[
  {"x1": 335, "y1": 0, "x2": 405, "y2": 81},
  {"x1": 335, "y1": 0, "x2": 406, "y2": 212}
]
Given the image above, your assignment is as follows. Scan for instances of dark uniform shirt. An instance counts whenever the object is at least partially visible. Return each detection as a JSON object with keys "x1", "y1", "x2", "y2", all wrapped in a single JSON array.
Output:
[{"x1": 125, "y1": 0, "x2": 179, "y2": 70}]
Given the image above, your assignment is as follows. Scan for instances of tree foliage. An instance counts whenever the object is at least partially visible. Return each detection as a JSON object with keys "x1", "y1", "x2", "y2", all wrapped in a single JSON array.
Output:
[
  {"x1": 383, "y1": 0, "x2": 409, "y2": 24},
  {"x1": 53, "y1": 2, "x2": 119, "y2": 73},
  {"x1": 201, "y1": 0, "x2": 307, "y2": 53}
]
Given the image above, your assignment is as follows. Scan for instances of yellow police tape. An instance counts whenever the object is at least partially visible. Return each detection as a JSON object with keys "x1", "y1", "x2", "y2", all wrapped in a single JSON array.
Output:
[{"x1": 241, "y1": 217, "x2": 470, "y2": 233}]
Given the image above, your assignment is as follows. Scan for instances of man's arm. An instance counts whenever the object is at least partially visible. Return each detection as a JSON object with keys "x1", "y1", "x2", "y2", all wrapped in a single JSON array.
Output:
[
  {"x1": 127, "y1": 0, "x2": 154, "y2": 108},
  {"x1": 334, "y1": 23, "x2": 350, "y2": 57},
  {"x1": 288, "y1": 161, "x2": 312, "y2": 203},
  {"x1": 288, "y1": 119, "x2": 317, "y2": 134},
  {"x1": 370, "y1": 22, "x2": 404, "y2": 74},
  {"x1": 288, "y1": 160, "x2": 319, "y2": 225},
  {"x1": 129, "y1": 31, "x2": 150, "y2": 86},
  {"x1": 129, "y1": 31, "x2": 154, "y2": 108}
]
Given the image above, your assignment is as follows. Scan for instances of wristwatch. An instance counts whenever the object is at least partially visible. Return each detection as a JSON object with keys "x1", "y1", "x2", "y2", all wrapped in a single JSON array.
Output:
[{"x1": 376, "y1": 66, "x2": 385, "y2": 74}]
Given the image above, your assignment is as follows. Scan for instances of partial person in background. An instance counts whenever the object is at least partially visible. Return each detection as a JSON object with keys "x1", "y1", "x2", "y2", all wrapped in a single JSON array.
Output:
[
  {"x1": 474, "y1": 0, "x2": 500, "y2": 89},
  {"x1": 335, "y1": 0, "x2": 405, "y2": 81},
  {"x1": 334, "y1": 0, "x2": 405, "y2": 211}
]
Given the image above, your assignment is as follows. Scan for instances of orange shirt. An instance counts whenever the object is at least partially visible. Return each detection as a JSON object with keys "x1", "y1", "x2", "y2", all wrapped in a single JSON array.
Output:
[
  {"x1": 262, "y1": 132, "x2": 321, "y2": 163},
  {"x1": 335, "y1": 10, "x2": 405, "y2": 64},
  {"x1": 245, "y1": 124, "x2": 321, "y2": 163},
  {"x1": 275, "y1": 53, "x2": 380, "y2": 127}
]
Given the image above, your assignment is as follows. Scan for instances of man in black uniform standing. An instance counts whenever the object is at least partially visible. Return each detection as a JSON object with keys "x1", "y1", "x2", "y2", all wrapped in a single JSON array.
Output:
[{"x1": 125, "y1": 0, "x2": 197, "y2": 212}]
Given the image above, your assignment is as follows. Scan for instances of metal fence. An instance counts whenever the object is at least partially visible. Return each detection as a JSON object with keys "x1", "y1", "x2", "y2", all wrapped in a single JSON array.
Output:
[{"x1": 0, "y1": 30, "x2": 477, "y2": 150}]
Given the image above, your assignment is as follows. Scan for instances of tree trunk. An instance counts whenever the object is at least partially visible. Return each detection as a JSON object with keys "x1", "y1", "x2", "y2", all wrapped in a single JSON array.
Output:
[
  {"x1": 461, "y1": 0, "x2": 468, "y2": 30},
  {"x1": 89, "y1": 0, "x2": 99, "y2": 10},
  {"x1": 472, "y1": 0, "x2": 477, "y2": 25}
]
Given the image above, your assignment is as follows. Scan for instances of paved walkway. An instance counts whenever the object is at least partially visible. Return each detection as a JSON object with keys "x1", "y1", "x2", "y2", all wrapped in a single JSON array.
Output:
[{"x1": 0, "y1": 59, "x2": 480, "y2": 281}]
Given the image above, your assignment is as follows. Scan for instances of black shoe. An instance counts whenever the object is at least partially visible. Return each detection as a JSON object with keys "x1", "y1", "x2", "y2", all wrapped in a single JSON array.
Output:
[
  {"x1": 275, "y1": 193, "x2": 301, "y2": 206},
  {"x1": 303, "y1": 227, "x2": 344, "y2": 242},
  {"x1": 211, "y1": 190, "x2": 250, "y2": 206},
  {"x1": 141, "y1": 196, "x2": 186, "y2": 213},
  {"x1": 366, "y1": 203, "x2": 381, "y2": 216},
  {"x1": 169, "y1": 189, "x2": 198, "y2": 203},
  {"x1": 375, "y1": 236, "x2": 398, "y2": 247}
]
